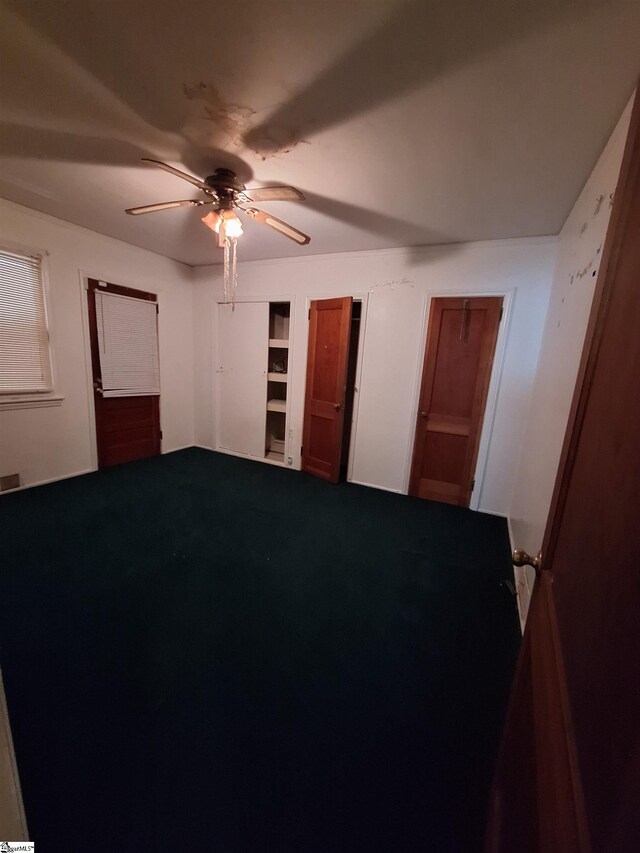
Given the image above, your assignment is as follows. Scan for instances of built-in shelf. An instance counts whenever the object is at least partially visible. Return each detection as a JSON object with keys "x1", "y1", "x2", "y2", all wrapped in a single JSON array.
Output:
[{"x1": 265, "y1": 303, "x2": 290, "y2": 468}]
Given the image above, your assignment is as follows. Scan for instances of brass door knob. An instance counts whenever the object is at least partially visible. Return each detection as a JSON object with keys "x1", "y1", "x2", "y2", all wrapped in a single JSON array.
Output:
[
  {"x1": 334, "y1": 403, "x2": 342, "y2": 412},
  {"x1": 512, "y1": 549, "x2": 542, "y2": 572},
  {"x1": 420, "y1": 411, "x2": 428, "y2": 418}
]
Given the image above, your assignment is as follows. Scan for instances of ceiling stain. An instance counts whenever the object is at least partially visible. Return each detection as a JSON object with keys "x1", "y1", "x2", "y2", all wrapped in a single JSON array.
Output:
[
  {"x1": 183, "y1": 82, "x2": 255, "y2": 150},
  {"x1": 183, "y1": 82, "x2": 306, "y2": 160},
  {"x1": 245, "y1": 126, "x2": 309, "y2": 161}
]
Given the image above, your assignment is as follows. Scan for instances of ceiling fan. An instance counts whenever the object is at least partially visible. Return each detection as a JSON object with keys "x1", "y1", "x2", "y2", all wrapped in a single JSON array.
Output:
[{"x1": 125, "y1": 159, "x2": 310, "y2": 246}]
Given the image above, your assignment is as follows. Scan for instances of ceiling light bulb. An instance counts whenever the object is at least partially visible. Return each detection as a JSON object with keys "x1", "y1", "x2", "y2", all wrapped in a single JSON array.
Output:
[{"x1": 223, "y1": 214, "x2": 243, "y2": 239}]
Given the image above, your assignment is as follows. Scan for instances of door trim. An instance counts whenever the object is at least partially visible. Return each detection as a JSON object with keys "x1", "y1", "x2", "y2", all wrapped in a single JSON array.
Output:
[
  {"x1": 402, "y1": 288, "x2": 513, "y2": 509},
  {"x1": 79, "y1": 272, "x2": 99, "y2": 471}
]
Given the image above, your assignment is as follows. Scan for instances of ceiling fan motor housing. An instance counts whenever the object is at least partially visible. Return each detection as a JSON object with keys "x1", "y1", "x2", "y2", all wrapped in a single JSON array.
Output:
[{"x1": 205, "y1": 169, "x2": 246, "y2": 208}]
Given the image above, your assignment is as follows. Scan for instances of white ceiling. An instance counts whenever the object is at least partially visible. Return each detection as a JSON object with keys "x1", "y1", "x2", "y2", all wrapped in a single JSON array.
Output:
[{"x1": 1, "y1": 0, "x2": 639, "y2": 266}]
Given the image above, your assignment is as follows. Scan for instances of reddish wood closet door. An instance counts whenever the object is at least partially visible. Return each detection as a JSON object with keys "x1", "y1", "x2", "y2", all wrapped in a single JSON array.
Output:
[
  {"x1": 409, "y1": 296, "x2": 502, "y2": 505},
  {"x1": 87, "y1": 279, "x2": 161, "y2": 468},
  {"x1": 487, "y1": 89, "x2": 640, "y2": 853},
  {"x1": 302, "y1": 297, "x2": 352, "y2": 482}
]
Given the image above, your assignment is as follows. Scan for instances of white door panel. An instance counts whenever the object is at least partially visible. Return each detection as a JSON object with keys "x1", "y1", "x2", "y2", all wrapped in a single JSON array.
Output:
[{"x1": 217, "y1": 302, "x2": 268, "y2": 457}]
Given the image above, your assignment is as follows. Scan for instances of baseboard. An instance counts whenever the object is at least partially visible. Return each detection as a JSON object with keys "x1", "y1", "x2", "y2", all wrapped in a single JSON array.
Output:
[
  {"x1": 0, "y1": 448, "x2": 221, "y2": 494},
  {"x1": 0, "y1": 468, "x2": 95, "y2": 496},
  {"x1": 213, "y1": 445, "x2": 297, "y2": 471},
  {"x1": 347, "y1": 478, "x2": 403, "y2": 495},
  {"x1": 477, "y1": 507, "x2": 508, "y2": 518},
  {"x1": 0, "y1": 669, "x2": 29, "y2": 840},
  {"x1": 194, "y1": 444, "x2": 215, "y2": 451}
]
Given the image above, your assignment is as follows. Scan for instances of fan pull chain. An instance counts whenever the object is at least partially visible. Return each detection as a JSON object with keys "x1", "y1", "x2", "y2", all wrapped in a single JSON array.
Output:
[
  {"x1": 230, "y1": 237, "x2": 238, "y2": 310},
  {"x1": 222, "y1": 237, "x2": 239, "y2": 310},
  {"x1": 223, "y1": 237, "x2": 230, "y2": 304}
]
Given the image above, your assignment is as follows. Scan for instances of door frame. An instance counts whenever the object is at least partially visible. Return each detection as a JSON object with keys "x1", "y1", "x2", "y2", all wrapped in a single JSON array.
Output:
[
  {"x1": 78, "y1": 269, "x2": 164, "y2": 471},
  {"x1": 212, "y1": 294, "x2": 297, "y2": 466},
  {"x1": 302, "y1": 292, "x2": 370, "y2": 482},
  {"x1": 402, "y1": 288, "x2": 514, "y2": 510}
]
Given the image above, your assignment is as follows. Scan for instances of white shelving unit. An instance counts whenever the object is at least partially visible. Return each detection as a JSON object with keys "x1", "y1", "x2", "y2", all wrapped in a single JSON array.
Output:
[{"x1": 265, "y1": 303, "x2": 290, "y2": 465}]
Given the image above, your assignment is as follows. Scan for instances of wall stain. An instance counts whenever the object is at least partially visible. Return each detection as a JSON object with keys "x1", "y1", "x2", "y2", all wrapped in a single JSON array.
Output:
[
  {"x1": 575, "y1": 258, "x2": 594, "y2": 280},
  {"x1": 369, "y1": 276, "x2": 415, "y2": 292}
]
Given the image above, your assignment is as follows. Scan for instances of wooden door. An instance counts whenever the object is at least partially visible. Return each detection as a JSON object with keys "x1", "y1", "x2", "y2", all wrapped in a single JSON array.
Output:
[
  {"x1": 409, "y1": 296, "x2": 502, "y2": 505},
  {"x1": 487, "y1": 90, "x2": 640, "y2": 853},
  {"x1": 217, "y1": 302, "x2": 268, "y2": 457},
  {"x1": 87, "y1": 279, "x2": 161, "y2": 468},
  {"x1": 302, "y1": 297, "x2": 352, "y2": 482}
]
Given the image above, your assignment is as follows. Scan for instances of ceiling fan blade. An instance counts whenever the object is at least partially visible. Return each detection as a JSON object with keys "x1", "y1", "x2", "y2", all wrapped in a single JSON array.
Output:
[
  {"x1": 245, "y1": 208, "x2": 310, "y2": 245},
  {"x1": 125, "y1": 199, "x2": 213, "y2": 215},
  {"x1": 141, "y1": 158, "x2": 211, "y2": 191},
  {"x1": 240, "y1": 186, "x2": 305, "y2": 203}
]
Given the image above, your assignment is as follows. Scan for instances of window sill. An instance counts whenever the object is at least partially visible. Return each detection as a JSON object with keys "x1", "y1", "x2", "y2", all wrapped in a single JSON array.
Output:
[{"x1": 0, "y1": 395, "x2": 64, "y2": 411}]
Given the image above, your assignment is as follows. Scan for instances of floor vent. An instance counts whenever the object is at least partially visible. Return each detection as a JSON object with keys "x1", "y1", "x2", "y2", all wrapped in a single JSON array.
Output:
[{"x1": 0, "y1": 474, "x2": 21, "y2": 492}]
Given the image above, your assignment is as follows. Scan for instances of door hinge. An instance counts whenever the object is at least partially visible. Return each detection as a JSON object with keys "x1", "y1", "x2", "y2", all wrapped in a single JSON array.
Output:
[
  {"x1": 499, "y1": 306, "x2": 503, "y2": 321},
  {"x1": 471, "y1": 477, "x2": 475, "y2": 492},
  {"x1": 301, "y1": 445, "x2": 304, "y2": 456},
  {"x1": 159, "y1": 430, "x2": 163, "y2": 440},
  {"x1": 308, "y1": 308, "x2": 311, "y2": 320},
  {"x1": 156, "y1": 304, "x2": 159, "y2": 314}
]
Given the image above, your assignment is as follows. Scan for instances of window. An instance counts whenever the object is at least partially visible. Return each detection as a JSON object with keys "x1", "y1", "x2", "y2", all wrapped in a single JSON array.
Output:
[
  {"x1": 94, "y1": 290, "x2": 160, "y2": 396},
  {"x1": 0, "y1": 247, "x2": 55, "y2": 400}
]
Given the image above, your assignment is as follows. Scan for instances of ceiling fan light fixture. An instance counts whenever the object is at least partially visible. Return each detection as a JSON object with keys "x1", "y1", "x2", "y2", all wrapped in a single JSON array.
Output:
[
  {"x1": 201, "y1": 209, "x2": 243, "y2": 239},
  {"x1": 201, "y1": 210, "x2": 222, "y2": 232},
  {"x1": 129, "y1": 160, "x2": 309, "y2": 308}
]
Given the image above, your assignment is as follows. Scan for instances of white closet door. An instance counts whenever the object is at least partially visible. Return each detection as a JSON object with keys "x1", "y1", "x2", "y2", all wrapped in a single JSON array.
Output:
[{"x1": 217, "y1": 302, "x2": 268, "y2": 457}]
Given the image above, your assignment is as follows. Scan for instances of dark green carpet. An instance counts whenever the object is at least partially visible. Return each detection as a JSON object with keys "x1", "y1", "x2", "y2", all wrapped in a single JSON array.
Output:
[{"x1": 0, "y1": 448, "x2": 519, "y2": 852}]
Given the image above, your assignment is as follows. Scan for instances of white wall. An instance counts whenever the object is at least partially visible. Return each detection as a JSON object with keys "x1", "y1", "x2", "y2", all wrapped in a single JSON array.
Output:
[
  {"x1": 509, "y1": 97, "x2": 634, "y2": 623},
  {"x1": 192, "y1": 236, "x2": 556, "y2": 515},
  {"x1": 0, "y1": 200, "x2": 195, "y2": 488}
]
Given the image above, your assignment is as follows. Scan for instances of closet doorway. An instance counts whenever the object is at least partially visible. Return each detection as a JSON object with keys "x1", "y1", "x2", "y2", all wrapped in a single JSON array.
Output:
[
  {"x1": 302, "y1": 297, "x2": 363, "y2": 483},
  {"x1": 409, "y1": 296, "x2": 502, "y2": 506}
]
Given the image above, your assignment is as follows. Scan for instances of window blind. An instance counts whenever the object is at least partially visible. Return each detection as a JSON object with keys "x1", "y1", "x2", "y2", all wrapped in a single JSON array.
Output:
[
  {"x1": 0, "y1": 249, "x2": 53, "y2": 394},
  {"x1": 95, "y1": 290, "x2": 160, "y2": 397}
]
